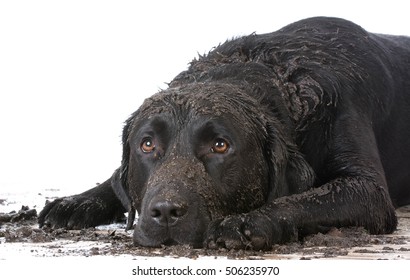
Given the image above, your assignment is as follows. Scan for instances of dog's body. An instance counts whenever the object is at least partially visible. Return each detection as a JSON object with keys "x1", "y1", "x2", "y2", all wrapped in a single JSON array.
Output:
[{"x1": 39, "y1": 17, "x2": 410, "y2": 250}]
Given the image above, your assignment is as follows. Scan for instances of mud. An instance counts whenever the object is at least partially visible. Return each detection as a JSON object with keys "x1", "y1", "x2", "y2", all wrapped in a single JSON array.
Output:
[{"x1": 1, "y1": 205, "x2": 409, "y2": 259}]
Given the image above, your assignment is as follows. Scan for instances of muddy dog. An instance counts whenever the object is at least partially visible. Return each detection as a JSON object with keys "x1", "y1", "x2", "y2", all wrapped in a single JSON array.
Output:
[{"x1": 39, "y1": 17, "x2": 410, "y2": 250}]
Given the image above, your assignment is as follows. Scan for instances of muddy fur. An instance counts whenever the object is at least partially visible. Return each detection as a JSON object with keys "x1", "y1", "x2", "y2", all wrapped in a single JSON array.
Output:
[{"x1": 39, "y1": 17, "x2": 410, "y2": 250}]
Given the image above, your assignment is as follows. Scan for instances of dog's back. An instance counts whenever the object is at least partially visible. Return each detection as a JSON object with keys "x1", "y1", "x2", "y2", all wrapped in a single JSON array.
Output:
[{"x1": 176, "y1": 17, "x2": 410, "y2": 206}]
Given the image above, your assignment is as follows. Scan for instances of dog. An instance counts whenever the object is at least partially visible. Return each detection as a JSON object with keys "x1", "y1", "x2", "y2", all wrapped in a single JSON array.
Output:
[{"x1": 39, "y1": 17, "x2": 410, "y2": 250}]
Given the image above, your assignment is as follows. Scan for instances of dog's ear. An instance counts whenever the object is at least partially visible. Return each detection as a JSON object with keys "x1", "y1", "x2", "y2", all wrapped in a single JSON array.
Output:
[
  {"x1": 110, "y1": 112, "x2": 139, "y2": 230},
  {"x1": 119, "y1": 112, "x2": 135, "y2": 189},
  {"x1": 111, "y1": 168, "x2": 131, "y2": 211},
  {"x1": 265, "y1": 121, "x2": 315, "y2": 200},
  {"x1": 111, "y1": 168, "x2": 135, "y2": 230},
  {"x1": 112, "y1": 112, "x2": 137, "y2": 210}
]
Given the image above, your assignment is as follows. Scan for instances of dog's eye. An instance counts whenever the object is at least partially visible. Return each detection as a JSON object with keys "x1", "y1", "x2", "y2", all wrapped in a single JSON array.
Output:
[
  {"x1": 211, "y1": 138, "x2": 229, "y2": 154},
  {"x1": 141, "y1": 138, "x2": 156, "y2": 153}
]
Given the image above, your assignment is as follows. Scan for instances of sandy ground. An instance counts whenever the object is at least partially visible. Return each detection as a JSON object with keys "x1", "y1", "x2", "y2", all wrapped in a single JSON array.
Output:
[{"x1": 1, "y1": 188, "x2": 409, "y2": 260}]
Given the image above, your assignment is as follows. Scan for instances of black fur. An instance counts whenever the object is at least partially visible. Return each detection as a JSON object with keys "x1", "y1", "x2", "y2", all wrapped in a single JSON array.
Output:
[{"x1": 39, "y1": 17, "x2": 410, "y2": 250}]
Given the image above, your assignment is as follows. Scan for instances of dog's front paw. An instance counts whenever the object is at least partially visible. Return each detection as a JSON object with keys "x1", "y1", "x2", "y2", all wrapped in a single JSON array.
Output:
[
  {"x1": 205, "y1": 212, "x2": 295, "y2": 250},
  {"x1": 38, "y1": 194, "x2": 123, "y2": 229}
]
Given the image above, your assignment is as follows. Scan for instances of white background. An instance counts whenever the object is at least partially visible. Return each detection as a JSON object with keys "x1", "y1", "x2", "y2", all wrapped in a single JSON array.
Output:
[{"x1": 1, "y1": 0, "x2": 409, "y2": 193}]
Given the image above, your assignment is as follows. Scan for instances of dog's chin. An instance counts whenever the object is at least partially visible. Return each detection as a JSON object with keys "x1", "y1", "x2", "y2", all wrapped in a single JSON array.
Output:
[
  {"x1": 162, "y1": 239, "x2": 179, "y2": 246},
  {"x1": 134, "y1": 237, "x2": 204, "y2": 249},
  {"x1": 133, "y1": 227, "x2": 204, "y2": 248}
]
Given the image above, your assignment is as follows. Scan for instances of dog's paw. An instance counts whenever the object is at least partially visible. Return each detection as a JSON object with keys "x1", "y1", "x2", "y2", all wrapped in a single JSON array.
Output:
[
  {"x1": 205, "y1": 212, "x2": 294, "y2": 250},
  {"x1": 38, "y1": 194, "x2": 123, "y2": 229}
]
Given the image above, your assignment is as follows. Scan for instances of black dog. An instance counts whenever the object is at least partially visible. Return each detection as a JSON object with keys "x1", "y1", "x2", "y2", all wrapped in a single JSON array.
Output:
[{"x1": 39, "y1": 17, "x2": 410, "y2": 250}]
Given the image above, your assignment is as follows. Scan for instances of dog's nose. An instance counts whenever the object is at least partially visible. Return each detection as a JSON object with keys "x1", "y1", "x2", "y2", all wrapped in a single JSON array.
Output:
[{"x1": 149, "y1": 199, "x2": 188, "y2": 226}]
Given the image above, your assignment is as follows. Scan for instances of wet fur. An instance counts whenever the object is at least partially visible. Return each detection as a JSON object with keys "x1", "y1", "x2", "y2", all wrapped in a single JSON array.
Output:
[{"x1": 39, "y1": 17, "x2": 410, "y2": 250}]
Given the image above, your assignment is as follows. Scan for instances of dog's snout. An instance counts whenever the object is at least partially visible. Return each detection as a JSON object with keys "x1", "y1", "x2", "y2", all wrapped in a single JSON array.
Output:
[{"x1": 149, "y1": 199, "x2": 188, "y2": 226}]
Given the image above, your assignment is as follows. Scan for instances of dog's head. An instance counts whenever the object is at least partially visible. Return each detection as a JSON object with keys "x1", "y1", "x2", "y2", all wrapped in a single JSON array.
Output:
[{"x1": 112, "y1": 79, "x2": 314, "y2": 247}]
